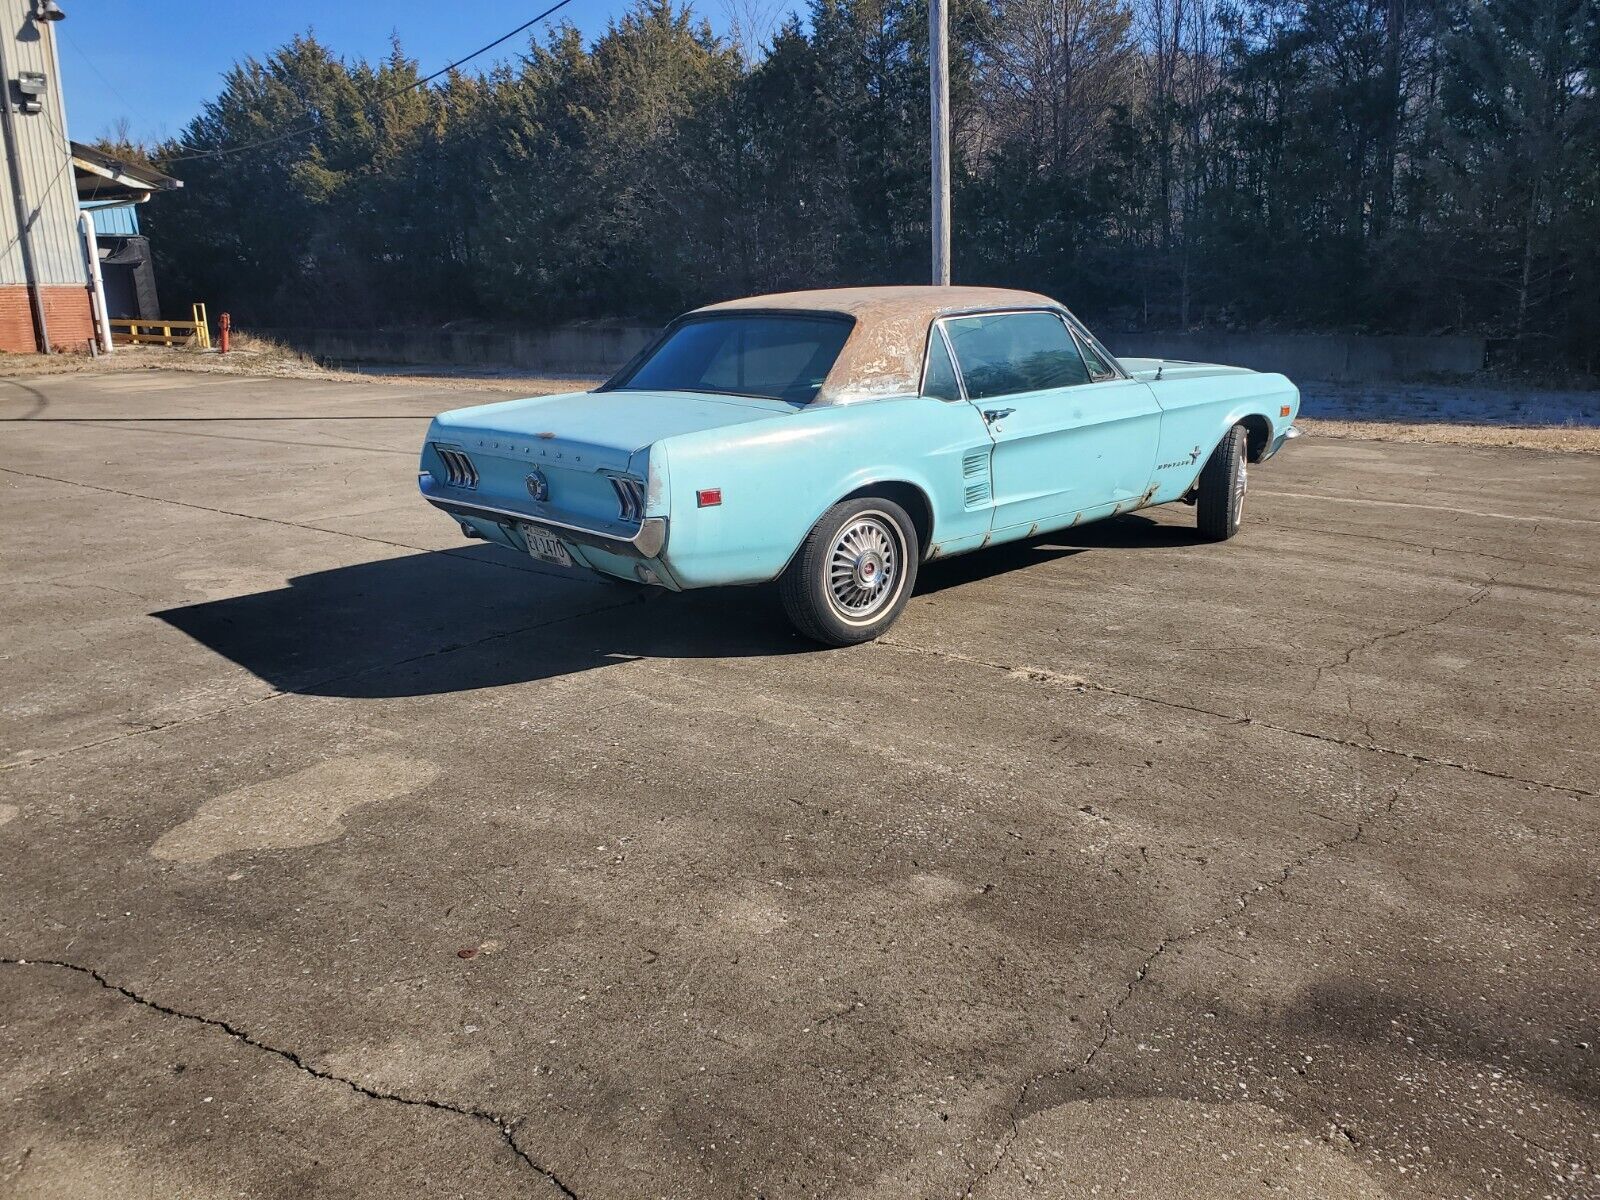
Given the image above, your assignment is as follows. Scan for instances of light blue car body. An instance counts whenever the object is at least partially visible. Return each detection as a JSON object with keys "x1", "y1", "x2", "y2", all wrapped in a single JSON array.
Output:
[{"x1": 419, "y1": 290, "x2": 1299, "y2": 591}]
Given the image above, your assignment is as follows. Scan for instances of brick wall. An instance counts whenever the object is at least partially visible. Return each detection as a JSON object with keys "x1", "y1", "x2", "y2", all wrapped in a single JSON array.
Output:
[{"x1": 0, "y1": 285, "x2": 95, "y2": 354}]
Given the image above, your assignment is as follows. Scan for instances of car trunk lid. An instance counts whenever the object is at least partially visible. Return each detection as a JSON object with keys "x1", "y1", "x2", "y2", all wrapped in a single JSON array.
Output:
[{"x1": 427, "y1": 389, "x2": 792, "y2": 526}]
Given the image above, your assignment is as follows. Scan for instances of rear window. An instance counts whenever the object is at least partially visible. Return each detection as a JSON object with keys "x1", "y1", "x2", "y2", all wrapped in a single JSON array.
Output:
[{"x1": 611, "y1": 314, "x2": 853, "y2": 405}]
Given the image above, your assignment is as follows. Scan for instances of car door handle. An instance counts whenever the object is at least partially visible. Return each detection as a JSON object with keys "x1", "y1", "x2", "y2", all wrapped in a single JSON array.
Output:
[{"x1": 982, "y1": 408, "x2": 1015, "y2": 423}]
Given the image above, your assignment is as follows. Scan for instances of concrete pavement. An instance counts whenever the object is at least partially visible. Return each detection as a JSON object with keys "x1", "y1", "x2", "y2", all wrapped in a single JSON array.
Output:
[{"x1": 1, "y1": 369, "x2": 1595, "y2": 1199}]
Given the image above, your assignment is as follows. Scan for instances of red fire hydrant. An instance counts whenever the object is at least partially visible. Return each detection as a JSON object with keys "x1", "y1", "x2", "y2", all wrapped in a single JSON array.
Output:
[{"x1": 218, "y1": 312, "x2": 231, "y2": 354}]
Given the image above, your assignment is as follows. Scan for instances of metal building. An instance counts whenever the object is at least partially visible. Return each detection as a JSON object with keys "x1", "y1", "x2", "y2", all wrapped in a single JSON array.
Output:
[
  {"x1": 73, "y1": 140, "x2": 180, "y2": 321},
  {"x1": 1, "y1": 0, "x2": 98, "y2": 352}
]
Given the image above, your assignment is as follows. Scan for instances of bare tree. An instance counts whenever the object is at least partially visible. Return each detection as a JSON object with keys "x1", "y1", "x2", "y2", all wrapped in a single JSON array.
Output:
[
  {"x1": 980, "y1": 0, "x2": 1135, "y2": 168},
  {"x1": 722, "y1": 0, "x2": 785, "y2": 67}
]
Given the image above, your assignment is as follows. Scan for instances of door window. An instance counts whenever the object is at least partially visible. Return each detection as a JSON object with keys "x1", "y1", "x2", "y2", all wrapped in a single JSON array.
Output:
[
  {"x1": 943, "y1": 312, "x2": 1090, "y2": 400},
  {"x1": 1064, "y1": 314, "x2": 1121, "y2": 380},
  {"x1": 921, "y1": 327, "x2": 963, "y2": 400}
]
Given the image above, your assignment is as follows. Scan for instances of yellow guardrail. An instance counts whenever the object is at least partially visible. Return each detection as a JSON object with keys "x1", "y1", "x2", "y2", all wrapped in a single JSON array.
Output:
[
  {"x1": 110, "y1": 319, "x2": 200, "y2": 347},
  {"x1": 111, "y1": 304, "x2": 213, "y2": 349}
]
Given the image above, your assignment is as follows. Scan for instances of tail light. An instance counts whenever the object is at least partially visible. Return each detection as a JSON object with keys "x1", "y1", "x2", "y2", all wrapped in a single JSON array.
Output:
[
  {"x1": 432, "y1": 445, "x2": 478, "y2": 489},
  {"x1": 610, "y1": 476, "x2": 646, "y2": 522}
]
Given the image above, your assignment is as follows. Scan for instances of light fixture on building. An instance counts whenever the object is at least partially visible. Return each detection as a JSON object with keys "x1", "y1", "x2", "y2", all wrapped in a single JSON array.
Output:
[
  {"x1": 15, "y1": 70, "x2": 45, "y2": 114},
  {"x1": 33, "y1": 1, "x2": 67, "y2": 21}
]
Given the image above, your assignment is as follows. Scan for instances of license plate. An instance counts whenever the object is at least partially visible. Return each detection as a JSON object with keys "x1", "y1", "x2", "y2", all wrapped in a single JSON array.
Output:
[{"x1": 521, "y1": 524, "x2": 572, "y2": 567}]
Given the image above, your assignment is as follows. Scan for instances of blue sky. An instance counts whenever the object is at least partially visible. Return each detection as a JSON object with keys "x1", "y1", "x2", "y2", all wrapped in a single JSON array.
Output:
[{"x1": 57, "y1": 0, "x2": 747, "y2": 145}]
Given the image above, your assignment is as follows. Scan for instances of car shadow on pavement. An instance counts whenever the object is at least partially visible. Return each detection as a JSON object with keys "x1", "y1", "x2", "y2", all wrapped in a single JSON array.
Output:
[
  {"x1": 154, "y1": 546, "x2": 805, "y2": 699},
  {"x1": 155, "y1": 515, "x2": 1199, "y2": 698}
]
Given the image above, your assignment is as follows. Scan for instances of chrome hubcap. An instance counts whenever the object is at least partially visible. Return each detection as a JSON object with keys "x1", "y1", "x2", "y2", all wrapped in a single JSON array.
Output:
[
  {"x1": 828, "y1": 515, "x2": 900, "y2": 622},
  {"x1": 1235, "y1": 453, "x2": 1248, "y2": 520}
]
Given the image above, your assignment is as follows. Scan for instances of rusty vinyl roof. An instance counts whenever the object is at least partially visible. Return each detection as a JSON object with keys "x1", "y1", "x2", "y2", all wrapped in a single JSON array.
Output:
[{"x1": 691, "y1": 286, "x2": 1066, "y2": 404}]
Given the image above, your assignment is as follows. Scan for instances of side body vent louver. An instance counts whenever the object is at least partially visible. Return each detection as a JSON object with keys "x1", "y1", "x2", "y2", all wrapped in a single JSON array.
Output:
[
  {"x1": 962, "y1": 446, "x2": 992, "y2": 509},
  {"x1": 433, "y1": 445, "x2": 478, "y2": 489}
]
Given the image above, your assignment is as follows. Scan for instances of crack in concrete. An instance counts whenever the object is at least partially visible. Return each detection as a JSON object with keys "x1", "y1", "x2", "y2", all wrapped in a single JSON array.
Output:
[
  {"x1": 0, "y1": 464, "x2": 433, "y2": 556},
  {"x1": 875, "y1": 639, "x2": 1590, "y2": 798},
  {"x1": 1254, "y1": 488, "x2": 1600, "y2": 528},
  {"x1": 811, "y1": 996, "x2": 865, "y2": 1030},
  {"x1": 1261, "y1": 517, "x2": 1573, "y2": 571},
  {"x1": 1309, "y1": 583, "x2": 1491, "y2": 698},
  {"x1": 0, "y1": 464, "x2": 577, "y2": 582},
  {"x1": 0, "y1": 957, "x2": 579, "y2": 1199},
  {"x1": 1505, "y1": 1124, "x2": 1597, "y2": 1177},
  {"x1": 61, "y1": 419, "x2": 418, "y2": 457},
  {"x1": 1308, "y1": 583, "x2": 1493, "y2": 743},
  {"x1": 962, "y1": 766, "x2": 1423, "y2": 1196}
]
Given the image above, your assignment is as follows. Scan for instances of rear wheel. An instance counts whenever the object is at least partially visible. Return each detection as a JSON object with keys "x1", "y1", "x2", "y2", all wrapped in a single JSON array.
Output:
[
  {"x1": 1196, "y1": 424, "x2": 1248, "y2": 541},
  {"x1": 780, "y1": 497, "x2": 919, "y2": 646}
]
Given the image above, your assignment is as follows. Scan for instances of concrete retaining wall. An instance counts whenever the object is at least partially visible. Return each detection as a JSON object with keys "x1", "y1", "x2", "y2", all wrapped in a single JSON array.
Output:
[
  {"x1": 1104, "y1": 332, "x2": 1485, "y2": 382},
  {"x1": 250, "y1": 324, "x2": 659, "y2": 376},
  {"x1": 253, "y1": 324, "x2": 1485, "y2": 383}
]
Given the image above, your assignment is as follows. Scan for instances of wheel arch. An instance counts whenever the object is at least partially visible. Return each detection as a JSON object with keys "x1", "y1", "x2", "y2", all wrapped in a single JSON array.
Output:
[
  {"x1": 1180, "y1": 417, "x2": 1261, "y2": 500},
  {"x1": 839, "y1": 480, "x2": 935, "y2": 561},
  {"x1": 1237, "y1": 413, "x2": 1273, "y2": 462},
  {"x1": 776, "y1": 478, "x2": 938, "y2": 580}
]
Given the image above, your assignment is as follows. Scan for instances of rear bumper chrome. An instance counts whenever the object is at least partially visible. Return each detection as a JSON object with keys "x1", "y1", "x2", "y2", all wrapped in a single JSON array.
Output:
[{"x1": 420, "y1": 473, "x2": 667, "y2": 558}]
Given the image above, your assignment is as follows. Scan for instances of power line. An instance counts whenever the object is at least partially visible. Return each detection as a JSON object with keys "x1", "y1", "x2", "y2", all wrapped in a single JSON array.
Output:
[
  {"x1": 0, "y1": 98, "x2": 77, "y2": 260},
  {"x1": 61, "y1": 26, "x2": 152, "y2": 134},
  {"x1": 163, "y1": 0, "x2": 580, "y2": 164}
]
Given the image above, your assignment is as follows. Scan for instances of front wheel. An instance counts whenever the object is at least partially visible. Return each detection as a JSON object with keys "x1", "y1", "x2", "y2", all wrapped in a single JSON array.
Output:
[
  {"x1": 779, "y1": 497, "x2": 919, "y2": 646},
  {"x1": 1196, "y1": 424, "x2": 1248, "y2": 541}
]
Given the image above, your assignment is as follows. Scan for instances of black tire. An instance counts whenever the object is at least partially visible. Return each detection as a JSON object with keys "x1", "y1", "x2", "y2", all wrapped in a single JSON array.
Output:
[
  {"x1": 779, "y1": 497, "x2": 920, "y2": 646},
  {"x1": 1196, "y1": 424, "x2": 1248, "y2": 541}
]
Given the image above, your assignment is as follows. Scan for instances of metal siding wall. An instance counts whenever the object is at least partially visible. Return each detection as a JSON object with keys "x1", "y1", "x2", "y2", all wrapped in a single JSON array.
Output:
[
  {"x1": 0, "y1": 56, "x2": 19, "y2": 285},
  {"x1": 88, "y1": 203, "x2": 140, "y2": 236},
  {"x1": 1, "y1": 1, "x2": 85, "y2": 287}
]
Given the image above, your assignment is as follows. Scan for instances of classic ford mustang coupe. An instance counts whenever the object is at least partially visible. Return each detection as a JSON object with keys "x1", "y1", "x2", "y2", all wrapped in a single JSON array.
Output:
[{"x1": 419, "y1": 286, "x2": 1299, "y2": 645}]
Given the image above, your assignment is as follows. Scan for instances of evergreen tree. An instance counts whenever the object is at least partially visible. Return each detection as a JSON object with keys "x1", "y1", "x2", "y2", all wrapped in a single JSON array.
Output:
[{"x1": 137, "y1": 0, "x2": 1600, "y2": 370}]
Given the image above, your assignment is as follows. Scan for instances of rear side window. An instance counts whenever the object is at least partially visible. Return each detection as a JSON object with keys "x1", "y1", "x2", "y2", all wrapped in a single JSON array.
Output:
[
  {"x1": 921, "y1": 328, "x2": 962, "y2": 400},
  {"x1": 612, "y1": 315, "x2": 852, "y2": 405},
  {"x1": 944, "y1": 312, "x2": 1090, "y2": 400}
]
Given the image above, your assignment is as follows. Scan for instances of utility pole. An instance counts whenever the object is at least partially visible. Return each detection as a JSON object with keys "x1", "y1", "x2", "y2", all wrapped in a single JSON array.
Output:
[
  {"x1": 0, "y1": 26, "x2": 51, "y2": 353},
  {"x1": 929, "y1": 0, "x2": 951, "y2": 285}
]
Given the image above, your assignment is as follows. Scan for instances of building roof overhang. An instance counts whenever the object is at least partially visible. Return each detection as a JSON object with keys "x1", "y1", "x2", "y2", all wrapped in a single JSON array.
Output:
[{"x1": 71, "y1": 141, "x2": 183, "y2": 205}]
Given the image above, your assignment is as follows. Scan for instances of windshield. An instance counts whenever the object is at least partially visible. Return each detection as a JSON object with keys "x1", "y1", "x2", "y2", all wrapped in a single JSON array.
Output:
[{"x1": 610, "y1": 314, "x2": 853, "y2": 405}]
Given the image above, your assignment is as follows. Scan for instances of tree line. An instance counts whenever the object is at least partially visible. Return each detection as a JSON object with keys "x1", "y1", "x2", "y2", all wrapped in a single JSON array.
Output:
[{"x1": 136, "y1": 0, "x2": 1600, "y2": 370}]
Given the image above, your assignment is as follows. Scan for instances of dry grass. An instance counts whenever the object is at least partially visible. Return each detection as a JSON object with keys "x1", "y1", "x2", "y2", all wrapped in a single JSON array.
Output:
[
  {"x1": 0, "y1": 339, "x2": 325, "y2": 379},
  {"x1": 0, "y1": 343, "x2": 594, "y2": 396},
  {"x1": 1297, "y1": 416, "x2": 1600, "y2": 454}
]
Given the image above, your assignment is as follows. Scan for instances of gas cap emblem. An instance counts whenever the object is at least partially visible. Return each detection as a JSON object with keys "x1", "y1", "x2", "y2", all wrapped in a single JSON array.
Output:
[{"x1": 525, "y1": 470, "x2": 549, "y2": 501}]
